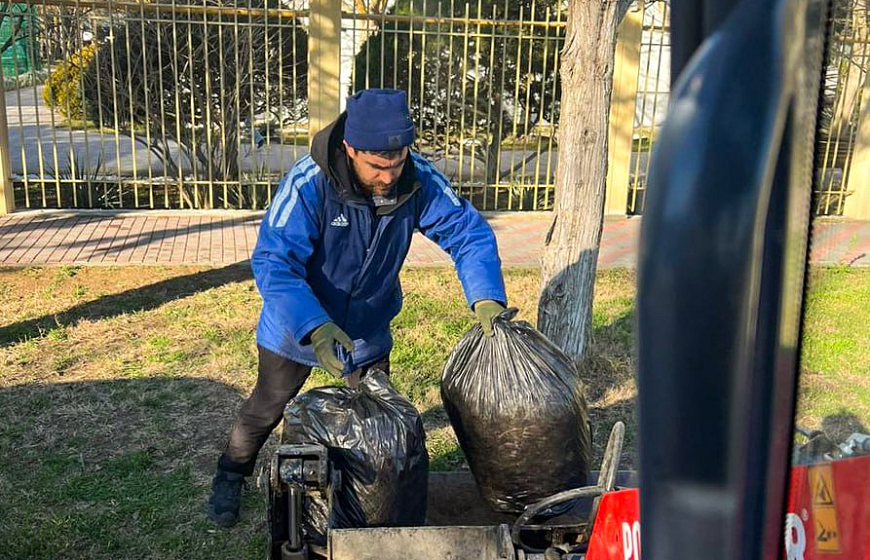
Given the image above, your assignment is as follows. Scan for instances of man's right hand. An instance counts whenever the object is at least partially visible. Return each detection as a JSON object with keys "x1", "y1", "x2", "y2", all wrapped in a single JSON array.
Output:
[{"x1": 310, "y1": 322, "x2": 355, "y2": 378}]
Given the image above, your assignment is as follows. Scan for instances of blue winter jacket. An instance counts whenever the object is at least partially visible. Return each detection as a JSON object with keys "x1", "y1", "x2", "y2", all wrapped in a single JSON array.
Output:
[{"x1": 252, "y1": 115, "x2": 506, "y2": 372}]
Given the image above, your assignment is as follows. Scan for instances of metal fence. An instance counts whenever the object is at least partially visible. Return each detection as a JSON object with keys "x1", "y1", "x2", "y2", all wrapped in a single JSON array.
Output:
[
  {"x1": 623, "y1": 0, "x2": 870, "y2": 218},
  {"x1": 1, "y1": 0, "x2": 869, "y2": 216},
  {"x1": 1, "y1": 0, "x2": 566, "y2": 211},
  {"x1": 815, "y1": 0, "x2": 870, "y2": 216},
  {"x1": 5, "y1": 0, "x2": 310, "y2": 211},
  {"x1": 627, "y1": 1, "x2": 669, "y2": 215},
  {"x1": 343, "y1": 2, "x2": 565, "y2": 211}
]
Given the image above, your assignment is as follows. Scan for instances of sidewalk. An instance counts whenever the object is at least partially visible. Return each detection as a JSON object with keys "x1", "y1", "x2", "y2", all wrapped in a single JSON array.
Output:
[{"x1": 0, "y1": 210, "x2": 867, "y2": 268}]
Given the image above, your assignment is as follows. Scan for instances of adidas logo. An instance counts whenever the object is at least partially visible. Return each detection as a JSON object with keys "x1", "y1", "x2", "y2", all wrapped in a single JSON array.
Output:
[{"x1": 330, "y1": 213, "x2": 349, "y2": 227}]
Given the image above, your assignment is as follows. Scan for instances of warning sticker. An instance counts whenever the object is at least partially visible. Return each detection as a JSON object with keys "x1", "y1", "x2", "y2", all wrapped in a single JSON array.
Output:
[
  {"x1": 812, "y1": 508, "x2": 841, "y2": 553},
  {"x1": 810, "y1": 466, "x2": 836, "y2": 506},
  {"x1": 808, "y1": 465, "x2": 841, "y2": 554}
]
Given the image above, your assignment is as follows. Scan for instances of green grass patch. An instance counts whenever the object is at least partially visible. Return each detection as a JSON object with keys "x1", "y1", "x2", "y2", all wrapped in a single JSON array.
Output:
[{"x1": 796, "y1": 267, "x2": 870, "y2": 438}]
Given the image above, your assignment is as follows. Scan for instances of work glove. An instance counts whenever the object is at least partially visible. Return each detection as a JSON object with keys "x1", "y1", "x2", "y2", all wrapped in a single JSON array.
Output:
[
  {"x1": 311, "y1": 322, "x2": 355, "y2": 378},
  {"x1": 474, "y1": 299, "x2": 506, "y2": 337}
]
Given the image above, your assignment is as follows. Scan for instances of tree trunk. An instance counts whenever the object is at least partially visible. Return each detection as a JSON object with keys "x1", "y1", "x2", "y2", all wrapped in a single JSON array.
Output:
[{"x1": 537, "y1": 0, "x2": 631, "y2": 361}]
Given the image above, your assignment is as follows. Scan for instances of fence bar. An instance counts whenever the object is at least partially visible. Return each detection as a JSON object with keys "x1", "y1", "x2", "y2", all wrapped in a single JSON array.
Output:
[
  {"x1": 543, "y1": 5, "x2": 563, "y2": 211},
  {"x1": 79, "y1": 0, "x2": 95, "y2": 208},
  {"x1": 456, "y1": 3, "x2": 471, "y2": 186},
  {"x1": 40, "y1": 0, "x2": 62, "y2": 207},
  {"x1": 531, "y1": 7, "x2": 553, "y2": 211},
  {"x1": 518, "y1": 1, "x2": 536, "y2": 209},
  {"x1": 123, "y1": 10, "x2": 140, "y2": 207},
  {"x1": 202, "y1": 0, "x2": 215, "y2": 208},
  {"x1": 273, "y1": 10, "x2": 284, "y2": 208},
  {"x1": 245, "y1": 0, "x2": 256, "y2": 206},
  {"x1": 0, "y1": 71, "x2": 13, "y2": 215},
  {"x1": 185, "y1": 3, "x2": 200, "y2": 207},
  {"x1": 507, "y1": 4, "x2": 524, "y2": 210},
  {"x1": 417, "y1": 0, "x2": 428, "y2": 154},
  {"x1": 431, "y1": 1, "x2": 445, "y2": 174},
  {"x1": 10, "y1": 22, "x2": 30, "y2": 208},
  {"x1": 155, "y1": 8, "x2": 171, "y2": 208},
  {"x1": 107, "y1": 0, "x2": 126, "y2": 207}
]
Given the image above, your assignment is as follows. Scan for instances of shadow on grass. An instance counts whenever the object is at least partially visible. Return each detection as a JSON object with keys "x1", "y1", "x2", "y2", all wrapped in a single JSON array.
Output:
[
  {"x1": 0, "y1": 376, "x2": 266, "y2": 560},
  {"x1": 576, "y1": 308, "x2": 637, "y2": 469},
  {"x1": 578, "y1": 310, "x2": 635, "y2": 402},
  {"x1": 420, "y1": 404, "x2": 451, "y2": 431},
  {"x1": 0, "y1": 262, "x2": 253, "y2": 348}
]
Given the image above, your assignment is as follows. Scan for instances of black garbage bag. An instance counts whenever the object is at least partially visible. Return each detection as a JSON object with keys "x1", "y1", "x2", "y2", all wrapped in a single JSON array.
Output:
[
  {"x1": 282, "y1": 370, "x2": 429, "y2": 544},
  {"x1": 441, "y1": 309, "x2": 592, "y2": 513}
]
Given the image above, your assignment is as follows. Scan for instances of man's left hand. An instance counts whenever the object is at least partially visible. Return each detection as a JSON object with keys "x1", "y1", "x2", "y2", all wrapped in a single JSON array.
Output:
[{"x1": 474, "y1": 300, "x2": 505, "y2": 337}]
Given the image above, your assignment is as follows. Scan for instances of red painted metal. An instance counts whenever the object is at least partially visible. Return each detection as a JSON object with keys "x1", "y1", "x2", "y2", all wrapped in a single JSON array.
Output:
[
  {"x1": 784, "y1": 456, "x2": 870, "y2": 560},
  {"x1": 583, "y1": 455, "x2": 870, "y2": 560},
  {"x1": 585, "y1": 489, "x2": 641, "y2": 560}
]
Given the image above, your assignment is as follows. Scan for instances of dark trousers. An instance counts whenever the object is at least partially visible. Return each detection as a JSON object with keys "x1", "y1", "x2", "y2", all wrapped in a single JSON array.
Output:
[{"x1": 218, "y1": 345, "x2": 389, "y2": 476}]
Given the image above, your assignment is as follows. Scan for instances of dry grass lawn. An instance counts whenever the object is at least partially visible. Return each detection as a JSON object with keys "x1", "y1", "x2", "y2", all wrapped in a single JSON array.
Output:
[{"x1": 0, "y1": 264, "x2": 865, "y2": 559}]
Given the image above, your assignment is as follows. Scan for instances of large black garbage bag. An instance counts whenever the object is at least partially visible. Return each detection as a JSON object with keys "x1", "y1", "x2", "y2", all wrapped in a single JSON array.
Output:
[
  {"x1": 441, "y1": 309, "x2": 592, "y2": 513},
  {"x1": 282, "y1": 370, "x2": 429, "y2": 544}
]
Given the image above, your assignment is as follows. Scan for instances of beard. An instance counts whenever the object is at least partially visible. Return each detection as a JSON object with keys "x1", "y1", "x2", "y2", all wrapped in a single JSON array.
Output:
[
  {"x1": 358, "y1": 179, "x2": 396, "y2": 197},
  {"x1": 346, "y1": 152, "x2": 403, "y2": 197}
]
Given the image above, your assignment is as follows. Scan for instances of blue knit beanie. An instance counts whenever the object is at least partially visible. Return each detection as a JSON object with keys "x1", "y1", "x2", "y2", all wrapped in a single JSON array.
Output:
[{"x1": 345, "y1": 89, "x2": 415, "y2": 151}]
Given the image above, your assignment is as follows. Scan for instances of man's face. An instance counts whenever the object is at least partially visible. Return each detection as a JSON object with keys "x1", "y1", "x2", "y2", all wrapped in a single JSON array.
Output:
[{"x1": 344, "y1": 142, "x2": 408, "y2": 197}]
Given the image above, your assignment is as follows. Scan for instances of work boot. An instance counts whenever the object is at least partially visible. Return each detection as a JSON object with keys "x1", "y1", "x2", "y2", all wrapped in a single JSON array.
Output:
[{"x1": 207, "y1": 468, "x2": 245, "y2": 527}]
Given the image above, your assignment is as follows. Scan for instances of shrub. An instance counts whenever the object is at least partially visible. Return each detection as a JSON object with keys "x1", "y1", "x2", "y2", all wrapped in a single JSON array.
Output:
[{"x1": 43, "y1": 43, "x2": 99, "y2": 120}]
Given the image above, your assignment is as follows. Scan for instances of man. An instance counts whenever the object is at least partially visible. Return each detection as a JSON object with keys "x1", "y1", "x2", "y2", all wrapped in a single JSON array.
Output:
[{"x1": 208, "y1": 89, "x2": 507, "y2": 526}]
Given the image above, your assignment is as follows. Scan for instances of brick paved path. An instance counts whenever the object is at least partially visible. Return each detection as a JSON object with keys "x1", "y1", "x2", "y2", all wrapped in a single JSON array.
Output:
[{"x1": 0, "y1": 210, "x2": 867, "y2": 268}]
